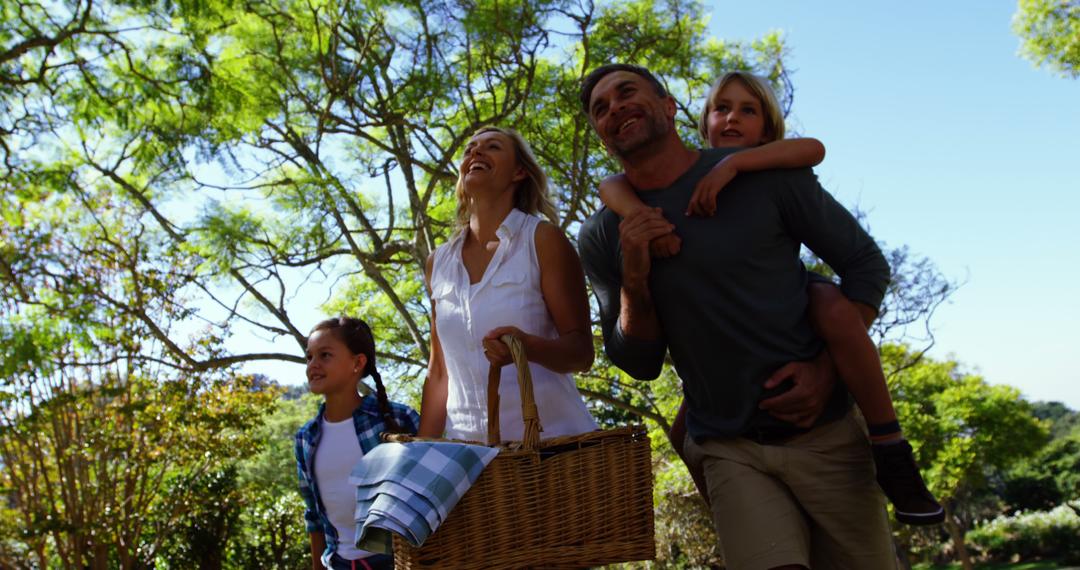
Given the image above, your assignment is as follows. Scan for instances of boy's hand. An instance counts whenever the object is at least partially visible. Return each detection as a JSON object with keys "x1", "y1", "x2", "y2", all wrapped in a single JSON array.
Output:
[
  {"x1": 686, "y1": 158, "x2": 738, "y2": 217},
  {"x1": 649, "y1": 233, "x2": 681, "y2": 258}
]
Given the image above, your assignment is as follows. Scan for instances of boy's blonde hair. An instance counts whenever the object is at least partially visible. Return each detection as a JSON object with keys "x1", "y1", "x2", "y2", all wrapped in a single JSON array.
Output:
[
  {"x1": 697, "y1": 72, "x2": 786, "y2": 144},
  {"x1": 454, "y1": 126, "x2": 558, "y2": 230}
]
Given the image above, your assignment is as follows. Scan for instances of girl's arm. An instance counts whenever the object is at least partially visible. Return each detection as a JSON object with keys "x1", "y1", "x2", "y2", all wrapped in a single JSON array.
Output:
[
  {"x1": 309, "y1": 532, "x2": 326, "y2": 569},
  {"x1": 599, "y1": 173, "x2": 650, "y2": 218},
  {"x1": 729, "y1": 137, "x2": 825, "y2": 172},
  {"x1": 599, "y1": 174, "x2": 682, "y2": 258},
  {"x1": 482, "y1": 222, "x2": 594, "y2": 374},
  {"x1": 687, "y1": 137, "x2": 826, "y2": 216},
  {"x1": 417, "y1": 253, "x2": 449, "y2": 437}
]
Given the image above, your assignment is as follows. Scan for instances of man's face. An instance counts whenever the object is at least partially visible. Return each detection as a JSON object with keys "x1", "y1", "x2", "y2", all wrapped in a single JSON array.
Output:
[{"x1": 587, "y1": 71, "x2": 675, "y2": 159}]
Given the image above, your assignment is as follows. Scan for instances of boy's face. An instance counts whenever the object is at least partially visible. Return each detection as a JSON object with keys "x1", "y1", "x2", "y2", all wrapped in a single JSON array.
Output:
[
  {"x1": 706, "y1": 79, "x2": 769, "y2": 149},
  {"x1": 587, "y1": 71, "x2": 675, "y2": 159}
]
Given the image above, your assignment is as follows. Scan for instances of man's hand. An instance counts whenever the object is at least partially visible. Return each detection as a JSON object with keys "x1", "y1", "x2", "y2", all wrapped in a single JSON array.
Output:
[
  {"x1": 758, "y1": 350, "x2": 837, "y2": 427},
  {"x1": 619, "y1": 207, "x2": 674, "y2": 287},
  {"x1": 648, "y1": 233, "x2": 681, "y2": 258}
]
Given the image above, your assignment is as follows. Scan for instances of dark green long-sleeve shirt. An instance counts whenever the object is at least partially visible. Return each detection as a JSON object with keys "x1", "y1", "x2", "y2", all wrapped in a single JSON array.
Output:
[{"x1": 578, "y1": 148, "x2": 890, "y2": 440}]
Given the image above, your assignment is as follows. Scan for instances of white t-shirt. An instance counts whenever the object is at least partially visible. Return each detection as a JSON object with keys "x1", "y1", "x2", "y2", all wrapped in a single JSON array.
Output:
[
  {"x1": 431, "y1": 209, "x2": 598, "y2": 442},
  {"x1": 313, "y1": 417, "x2": 372, "y2": 561}
]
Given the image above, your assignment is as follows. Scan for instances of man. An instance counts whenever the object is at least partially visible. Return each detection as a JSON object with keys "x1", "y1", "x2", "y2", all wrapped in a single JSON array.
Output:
[{"x1": 577, "y1": 63, "x2": 896, "y2": 570}]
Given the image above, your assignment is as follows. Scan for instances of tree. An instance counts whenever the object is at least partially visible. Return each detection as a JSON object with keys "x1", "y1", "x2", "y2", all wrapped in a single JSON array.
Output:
[
  {"x1": 3, "y1": 0, "x2": 961, "y2": 564},
  {"x1": 1, "y1": 0, "x2": 796, "y2": 381},
  {"x1": 1002, "y1": 402, "x2": 1080, "y2": 511},
  {"x1": 0, "y1": 156, "x2": 277, "y2": 566},
  {"x1": 1031, "y1": 400, "x2": 1080, "y2": 439},
  {"x1": 224, "y1": 391, "x2": 317, "y2": 569},
  {"x1": 0, "y1": 317, "x2": 276, "y2": 568},
  {"x1": 882, "y1": 345, "x2": 1048, "y2": 570},
  {"x1": 1003, "y1": 434, "x2": 1080, "y2": 510},
  {"x1": 1013, "y1": 0, "x2": 1080, "y2": 78}
]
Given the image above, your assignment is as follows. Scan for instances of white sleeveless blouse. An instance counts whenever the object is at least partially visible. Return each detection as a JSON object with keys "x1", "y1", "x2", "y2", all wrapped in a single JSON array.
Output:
[{"x1": 431, "y1": 209, "x2": 598, "y2": 442}]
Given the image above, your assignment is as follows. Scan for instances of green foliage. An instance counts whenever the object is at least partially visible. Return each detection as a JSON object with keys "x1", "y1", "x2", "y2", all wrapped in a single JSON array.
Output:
[
  {"x1": 2, "y1": 0, "x2": 797, "y2": 393},
  {"x1": 1031, "y1": 401, "x2": 1080, "y2": 439},
  {"x1": 966, "y1": 501, "x2": 1080, "y2": 564},
  {"x1": 0, "y1": 361, "x2": 277, "y2": 568},
  {"x1": 883, "y1": 345, "x2": 1048, "y2": 504},
  {"x1": 914, "y1": 562, "x2": 1068, "y2": 570},
  {"x1": 237, "y1": 391, "x2": 320, "y2": 494},
  {"x1": 157, "y1": 467, "x2": 243, "y2": 569},
  {"x1": 651, "y1": 451, "x2": 720, "y2": 568},
  {"x1": 1014, "y1": 0, "x2": 1080, "y2": 78},
  {"x1": 1, "y1": 0, "x2": 994, "y2": 565},
  {"x1": 225, "y1": 490, "x2": 308, "y2": 570},
  {"x1": 883, "y1": 345, "x2": 1050, "y2": 567},
  {"x1": 1004, "y1": 433, "x2": 1080, "y2": 510}
]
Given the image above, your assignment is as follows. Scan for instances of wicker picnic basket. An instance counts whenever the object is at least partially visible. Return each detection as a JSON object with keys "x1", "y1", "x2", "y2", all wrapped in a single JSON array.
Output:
[{"x1": 390, "y1": 335, "x2": 655, "y2": 569}]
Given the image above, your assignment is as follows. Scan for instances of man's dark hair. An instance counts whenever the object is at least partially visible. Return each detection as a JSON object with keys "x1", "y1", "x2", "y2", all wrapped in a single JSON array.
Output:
[{"x1": 579, "y1": 63, "x2": 668, "y2": 114}]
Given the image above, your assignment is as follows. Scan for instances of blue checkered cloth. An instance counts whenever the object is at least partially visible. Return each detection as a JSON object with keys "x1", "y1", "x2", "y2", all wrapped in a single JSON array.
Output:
[{"x1": 348, "y1": 441, "x2": 499, "y2": 553}]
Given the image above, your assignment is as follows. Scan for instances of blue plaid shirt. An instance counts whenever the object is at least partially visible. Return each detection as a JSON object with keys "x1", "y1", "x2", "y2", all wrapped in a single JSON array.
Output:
[{"x1": 294, "y1": 395, "x2": 420, "y2": 564}]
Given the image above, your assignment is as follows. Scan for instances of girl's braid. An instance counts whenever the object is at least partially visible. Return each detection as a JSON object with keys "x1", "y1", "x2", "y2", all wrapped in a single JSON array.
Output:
[{"x1": 346, "y1": 318, "x2": 402, "y2": 433}]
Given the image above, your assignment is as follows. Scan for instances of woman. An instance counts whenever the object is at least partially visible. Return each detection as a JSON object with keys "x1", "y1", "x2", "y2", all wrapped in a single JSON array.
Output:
[{"x1": 417, "y1": 126, "x2": 598, "y2": 441}]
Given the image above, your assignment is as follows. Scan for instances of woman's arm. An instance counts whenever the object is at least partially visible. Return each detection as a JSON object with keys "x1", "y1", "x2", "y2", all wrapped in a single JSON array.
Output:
[
  {"x1": 482, "y1": 222, "x2": 594, "y2": 374},
  {"x1": 688, "y1": 137, "x2": 827, "y2": 216},
  {"x1": 417, "y1": 253, "x2": 449, "y2": 438}
]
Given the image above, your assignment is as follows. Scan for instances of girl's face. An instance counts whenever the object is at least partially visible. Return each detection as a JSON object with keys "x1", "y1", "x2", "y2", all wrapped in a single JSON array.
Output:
[
  {"x1": 305, "y1": 329, "x2": 365, "y2": 397},
  {"x1": 706, "y1": 80, "x2": 770, "y2": 149},
  {"x1": 459, "y1": 131, "x2": 525, "y2": 195}
]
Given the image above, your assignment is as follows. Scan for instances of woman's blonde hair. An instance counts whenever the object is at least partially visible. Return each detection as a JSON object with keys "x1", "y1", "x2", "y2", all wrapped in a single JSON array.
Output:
[
  {"x1": 454, "y1": 126, "x2": 558, "y2": 229},
  {"x1": 697, "y1": 72, "x2": 786, "y2": 144}
]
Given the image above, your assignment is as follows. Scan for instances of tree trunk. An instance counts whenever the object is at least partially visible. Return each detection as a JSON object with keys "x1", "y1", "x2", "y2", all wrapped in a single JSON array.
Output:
[
  {"x1": 943, "y1": 502, "x2": 974, "y2": 570},
  {"x1": 893, "y1": 536, "x2": 913, "y2": 570}
]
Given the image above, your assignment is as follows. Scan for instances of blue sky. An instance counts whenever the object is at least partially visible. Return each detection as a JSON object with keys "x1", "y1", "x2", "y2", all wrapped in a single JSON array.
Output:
[{"x1": 707, "y1": 1, "x2": 1080, "y2": 407}]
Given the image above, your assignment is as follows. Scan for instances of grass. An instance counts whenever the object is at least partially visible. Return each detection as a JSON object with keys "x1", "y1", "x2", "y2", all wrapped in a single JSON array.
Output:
[{"x1": 913, "y1": 561, "x2": 1076, "y2": 569}]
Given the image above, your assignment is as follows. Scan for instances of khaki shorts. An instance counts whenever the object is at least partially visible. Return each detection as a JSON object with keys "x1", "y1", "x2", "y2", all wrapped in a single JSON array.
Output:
[{"x1": 683, "y1": 411, "x2": 896, "y2": 570}]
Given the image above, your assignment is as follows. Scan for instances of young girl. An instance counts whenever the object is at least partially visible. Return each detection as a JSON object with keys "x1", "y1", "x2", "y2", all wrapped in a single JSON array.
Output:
[
  {"x1": 598, "y1": 71, "x2": 943, "y2": 526},
  {"x1": 295, "y1": 316, "x2": 420, "y2": 570}
]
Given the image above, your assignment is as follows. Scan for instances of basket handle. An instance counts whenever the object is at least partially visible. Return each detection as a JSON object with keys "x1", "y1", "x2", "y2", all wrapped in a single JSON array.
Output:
[{"x1": 486, "y1": 334, "x2": 542, "y2": 450}]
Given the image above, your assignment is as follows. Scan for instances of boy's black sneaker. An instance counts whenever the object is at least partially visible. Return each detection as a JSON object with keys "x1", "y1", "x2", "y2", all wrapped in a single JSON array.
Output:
[{"x1": 873, "y1": 440, "x2": 945, "y2": 525}]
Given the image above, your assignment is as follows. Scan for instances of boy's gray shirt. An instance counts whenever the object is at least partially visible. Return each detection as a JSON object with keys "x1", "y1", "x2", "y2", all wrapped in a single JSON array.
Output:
[{"x1": 578, "y1": 148, "x2": 890, "y2": 441}]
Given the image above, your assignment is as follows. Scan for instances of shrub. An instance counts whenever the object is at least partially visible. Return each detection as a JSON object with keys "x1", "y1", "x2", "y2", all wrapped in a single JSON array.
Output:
[{"x1": 967, "y1": 501, "x2": 1080, "y2": 563}]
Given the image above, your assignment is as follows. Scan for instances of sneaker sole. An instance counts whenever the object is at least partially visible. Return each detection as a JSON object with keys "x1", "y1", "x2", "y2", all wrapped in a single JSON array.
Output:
[{"x1": 895, "y1": 507, "x2": 945, "y2": 525}]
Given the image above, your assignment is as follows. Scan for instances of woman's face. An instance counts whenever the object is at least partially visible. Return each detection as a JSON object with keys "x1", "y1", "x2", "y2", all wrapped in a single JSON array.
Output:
[
  {"x1": 706, "y1": 80, "x2": 769, "y2": 149},
  {"x1": 305, "y1": 329, "x2": 364, "y2": 397},
  {"x1": 459, "y1": 131, "x2": 525, "y2": 195}
]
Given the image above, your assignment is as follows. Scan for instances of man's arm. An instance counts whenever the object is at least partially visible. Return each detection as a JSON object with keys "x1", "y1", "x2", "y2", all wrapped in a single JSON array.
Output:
[
  {"x1": 758, "y1": 170, "x2": 890, "y2": 426},
  {"x1": 778, "y1": 168, "x2": 890, "y2": 313},
  {"x1": 616, "y1": 208, "x2": 671, "y2": 341},
  {"x1": 578, "y1": 210, "x2": 668, "y2": 380}
]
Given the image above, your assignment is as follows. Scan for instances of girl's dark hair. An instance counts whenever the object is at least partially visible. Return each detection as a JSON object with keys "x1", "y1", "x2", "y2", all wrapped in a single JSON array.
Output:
[{"x1": 311, "y1": 316, "x2": 401, "y2": 432}]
